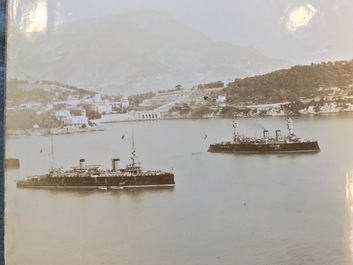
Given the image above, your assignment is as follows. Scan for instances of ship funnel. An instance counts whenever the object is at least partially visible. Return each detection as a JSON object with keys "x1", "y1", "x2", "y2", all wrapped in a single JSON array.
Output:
[
  {"x1": 79, "y1": 159, "x2": 85, "y2": 168},
  {"x1": 263, "y1": 130, "x2": 269, "y2": 140},
  {"x1": 275, "y1": 130, "x2": 282, "y2": 141},
  {"x1": 112, "y1": 158, "x2": 120, "y2": 171}
]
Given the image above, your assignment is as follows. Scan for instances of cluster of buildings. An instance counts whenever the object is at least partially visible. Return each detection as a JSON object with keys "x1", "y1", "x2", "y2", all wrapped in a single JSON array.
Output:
[
  {"x1": 17, "y1": 92, "x2": 164, "y2": 128},
  {"x1": 13, "y1": 81, "x2": 231, "y2": 129},
  {"x1": 53, "y1": 93, "x2": 116, "y2": 127},
  {"x1": 16, "y1": 93, "x2": 129, "y2": 128},
  {"x1": 54, "y1": 109, "x2": 88, "y2": 127}
]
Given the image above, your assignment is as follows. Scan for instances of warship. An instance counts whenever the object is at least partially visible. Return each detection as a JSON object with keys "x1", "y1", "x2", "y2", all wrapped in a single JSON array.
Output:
[
  {"x1": 208, "y1": 117, "x2": 320, "y2": 153},
  {"x1": 16, "y1": 135, "x2": 175, "y2": 189}
]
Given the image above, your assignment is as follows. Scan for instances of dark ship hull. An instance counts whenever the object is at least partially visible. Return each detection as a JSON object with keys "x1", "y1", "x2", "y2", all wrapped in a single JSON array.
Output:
[
  {"x1": 208, "y1": 141, "x2": 320, "y2": 153},
  {"x1": 208, "y1": 118, "x2": 321, "y2": 154},
  {"x1": 16, "y1": 173, "x2": 175, "y2": 189}
]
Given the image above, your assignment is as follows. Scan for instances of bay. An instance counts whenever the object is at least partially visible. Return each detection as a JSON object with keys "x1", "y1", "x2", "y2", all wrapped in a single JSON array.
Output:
[{"x1": 5, "y1": 113, "x2": 353, "y2": 265}]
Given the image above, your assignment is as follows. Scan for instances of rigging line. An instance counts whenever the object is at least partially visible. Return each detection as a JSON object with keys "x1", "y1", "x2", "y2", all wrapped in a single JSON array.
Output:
[{"x1": 51, "y1": 134, "x2": 53, "y2": 161}]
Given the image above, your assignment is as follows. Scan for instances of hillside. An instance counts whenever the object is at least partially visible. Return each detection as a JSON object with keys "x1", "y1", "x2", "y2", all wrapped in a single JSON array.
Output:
[
  {"x1": 6, "y1": 79, "x2": 99, "y2": 107},
  {"x1": 223, "y1": 60, "x2": 353, "y2": 104},
  {"x1": 7, "y1": 10, "x2": 289, "y2": 94},
  {"x1": 160, "y1": 59, "x2": 353, "y2": 118},
  {"x1": 7, "y1": 59, "x2": 353, "y2": 125}
]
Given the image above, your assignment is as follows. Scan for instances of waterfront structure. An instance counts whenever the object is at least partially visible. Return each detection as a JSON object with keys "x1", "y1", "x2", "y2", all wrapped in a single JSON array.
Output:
[
  {"x1": 93, "y1": 110, "x2": 161, "y2": 123},
  {"x1": 62, "y1": 114, "x2": 88, "y2": 127}
]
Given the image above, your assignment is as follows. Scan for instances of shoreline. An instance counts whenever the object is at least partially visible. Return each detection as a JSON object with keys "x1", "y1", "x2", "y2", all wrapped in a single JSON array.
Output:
[
  {"x1": 6, "y1": 126, "x2": 104, "y2": 137},
  {"x1": 5, "y1": 111, "x2": 353, "y2": 137}
]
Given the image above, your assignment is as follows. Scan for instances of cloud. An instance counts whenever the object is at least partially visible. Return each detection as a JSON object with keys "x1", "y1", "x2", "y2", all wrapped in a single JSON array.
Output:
[{"x1": 282, "y1": 4, "x2": 317, "y2": 32}]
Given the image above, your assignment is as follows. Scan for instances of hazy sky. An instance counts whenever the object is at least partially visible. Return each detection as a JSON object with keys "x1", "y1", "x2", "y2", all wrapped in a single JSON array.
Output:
[{"x1": 8, "y1": 0, "x2": 353, "y2": 64}]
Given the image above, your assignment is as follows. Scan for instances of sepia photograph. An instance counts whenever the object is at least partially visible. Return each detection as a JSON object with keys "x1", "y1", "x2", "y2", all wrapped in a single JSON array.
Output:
[{"x1": 4, "y1": 0, "x2": 353, "y2": 264}]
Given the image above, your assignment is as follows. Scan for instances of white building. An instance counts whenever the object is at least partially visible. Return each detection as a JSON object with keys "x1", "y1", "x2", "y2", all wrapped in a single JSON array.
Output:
[
  {"x1": 92, "y1": 110, "x2": 161, "y2": 123},
  {"x1": 97, "y1": 105, "x2": 111, "y2": 114},
  {"x1": 97, "y1": 99, "x2": 113, "y2": 114},
  {"x1": 94, "y1": 93, "x2": 102, "y2": 103},
  {"x1": 45, "y1": 104, "x2": 53, "y2": 111},
  {"x1": 121, "y1": 95, "x2": 129, "y2": 108},
  {"x1": 53, "y1": 99, "x2": 81, "y2": 106},
  {"x1": 136, "y1": 110, "x2": 161, "y2": 120},
  {"x1": 216, "y1": 95, "x2": 226, "y2": 103},
  {"x1": 55, "y1": 110, "x2": 71, "y2": 119},
  {"x1": 63, "y1": 115, "x2": 88, "y2": 127},
  {"x1": 19, "y1": 102, "x2": 42, "y2": 110}
]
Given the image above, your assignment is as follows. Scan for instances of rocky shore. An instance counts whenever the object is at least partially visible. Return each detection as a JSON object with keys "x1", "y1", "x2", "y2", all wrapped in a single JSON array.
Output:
[{"x1": 6, "y1": 126, "x2": 104, "y2": 136}]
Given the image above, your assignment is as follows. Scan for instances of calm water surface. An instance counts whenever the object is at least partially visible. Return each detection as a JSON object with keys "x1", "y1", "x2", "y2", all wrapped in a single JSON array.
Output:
[{"x1": 5, "y1": 114, "x2": 353, "y2": 265}]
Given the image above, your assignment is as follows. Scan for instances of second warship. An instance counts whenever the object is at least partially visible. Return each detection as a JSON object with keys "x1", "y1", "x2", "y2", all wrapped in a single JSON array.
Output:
[
  {"x1": 16, "y1": 135, "x2": 175, "y2": 189},
  {"x1": 208, "y1": 117, "x2": 320, "y2": 153}
]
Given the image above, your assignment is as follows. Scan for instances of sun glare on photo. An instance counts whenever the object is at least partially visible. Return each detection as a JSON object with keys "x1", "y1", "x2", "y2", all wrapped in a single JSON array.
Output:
[
  {"x1": 283, "y1": 4, "x2": 317, "y2": 32},
  {"x1": 26, "y1": 1, "x2": 47, "y2": 33}
]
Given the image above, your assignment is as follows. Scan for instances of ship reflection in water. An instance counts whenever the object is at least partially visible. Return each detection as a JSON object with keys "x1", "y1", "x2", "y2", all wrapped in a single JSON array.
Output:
[
  {"x1": 45, "y1": 186, "x2": 175, "y2": 197},
  {"x1": 208, "y1": 117, "x2": 320, "y2": 153}
]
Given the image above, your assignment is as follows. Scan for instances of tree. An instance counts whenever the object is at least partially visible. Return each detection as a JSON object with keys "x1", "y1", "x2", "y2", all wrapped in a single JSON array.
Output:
[
  {"x1": 70, "y1": 109, "x2": 83, "y2": 116},
  {"x1": 85, "y1": 110, "x2": 101, "y2": 119},
  {"x1": 192, "y1": 105, "x2": 211, "y2": 118}
]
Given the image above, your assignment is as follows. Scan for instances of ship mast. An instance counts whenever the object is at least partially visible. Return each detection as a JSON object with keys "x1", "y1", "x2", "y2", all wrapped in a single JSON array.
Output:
[
  {"x1": 50, "y1": 133, "x2": 54, "y2": 170},
  {"x1": 287, "y1": 117, "x2": 293, "y2": 135},
  {"x1": 128, "y1": 130, "x2": 142, "y2": 173},
  {"x1": 233, "y1": 119, "x2": 239, "y2": 142},
  {"x1": 131, "y1": 131, "x2": 136, "y2": 165}
]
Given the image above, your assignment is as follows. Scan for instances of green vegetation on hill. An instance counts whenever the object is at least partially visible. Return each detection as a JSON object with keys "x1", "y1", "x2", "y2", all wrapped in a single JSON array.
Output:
[
  {"x1": 223, "y1": 60, "x2": 353, "y2": 104},
  {"x1": 128, "y1": 92, "x2": 155, "y2": 108},
  {"x1": 5, "y1": 59, "x2": 353, "y2": 125},
  {"x1": 6, "y1": 110, "x2": 61, "y2": 130},
  {"x1": 6, "y1": 79, "x2": 98, "y2": 106},
  {"x1": 195, "y1": 81, "x2": 224, "y2": 90}
]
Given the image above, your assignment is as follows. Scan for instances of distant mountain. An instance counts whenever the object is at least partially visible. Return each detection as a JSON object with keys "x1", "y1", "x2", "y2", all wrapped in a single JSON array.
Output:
[{"x1": 8, "y1": 11, "x2": 290, "y2": 94}]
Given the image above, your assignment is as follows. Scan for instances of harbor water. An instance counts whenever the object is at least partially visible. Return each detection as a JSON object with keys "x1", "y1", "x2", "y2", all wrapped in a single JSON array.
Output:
[{"x1": 5, "y1": 113, "x2": 353, "y2": 265}]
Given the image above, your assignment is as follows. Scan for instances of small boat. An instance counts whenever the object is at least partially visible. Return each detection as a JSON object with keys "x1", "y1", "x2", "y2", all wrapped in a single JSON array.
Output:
[{"x1": 5, "y1": 158, "x2": 20, "y2": 168}]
